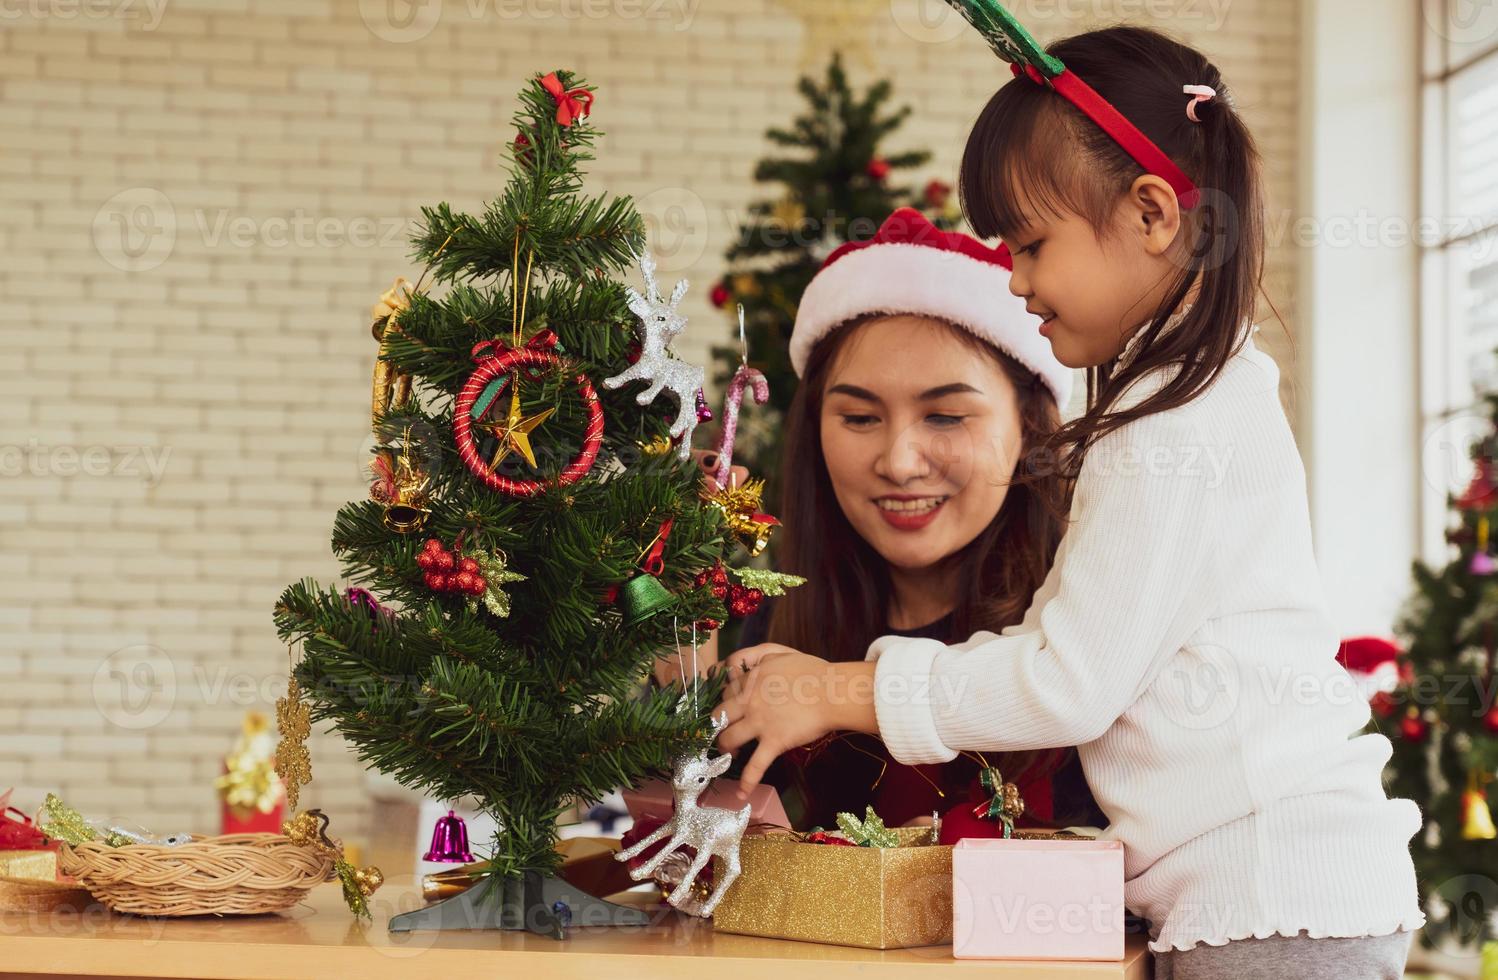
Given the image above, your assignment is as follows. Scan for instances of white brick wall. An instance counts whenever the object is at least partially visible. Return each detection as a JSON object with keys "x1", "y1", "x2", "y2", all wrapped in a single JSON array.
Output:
[{"x1": 0, "y1": 0, "x2": 1300, "y2": 842}]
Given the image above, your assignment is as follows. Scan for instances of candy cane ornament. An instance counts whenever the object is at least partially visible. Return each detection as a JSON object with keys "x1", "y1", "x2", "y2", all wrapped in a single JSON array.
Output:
[{"x1": 713, "y1": 305, "x2": 769, "y2": 489}]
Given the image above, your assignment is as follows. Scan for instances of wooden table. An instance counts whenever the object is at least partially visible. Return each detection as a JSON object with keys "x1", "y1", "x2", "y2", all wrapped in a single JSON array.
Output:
[{"x1": 0, "y1": 884, "x2": 1151, "y2": 979}]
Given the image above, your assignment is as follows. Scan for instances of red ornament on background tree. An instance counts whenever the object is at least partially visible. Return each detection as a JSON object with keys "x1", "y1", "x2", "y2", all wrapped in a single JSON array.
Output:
[
  {"x1": 1484, "y1": 703, "x2": 1498, "y2": 734},
  {"x1": 865, "y1": 157, "x2": 890, "y2": 181},
  {"x1": 710, "y1": 281, "x2": 730, "y2": 309},
  {"x1": 1399, "y1": 711, "x2": 1429, "y2": 742},
  {"x1": 923, "y1": 179, "x2": 952, "y2": 209},
  {"x1": 1456, "y1": 457, "x2": 1498, "y2": 511}
]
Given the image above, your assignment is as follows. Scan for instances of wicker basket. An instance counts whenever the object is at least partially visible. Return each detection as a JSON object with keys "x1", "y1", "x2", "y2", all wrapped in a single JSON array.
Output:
[{"x1": 57, "y1": 833, "x2": 337, "y2": 916}]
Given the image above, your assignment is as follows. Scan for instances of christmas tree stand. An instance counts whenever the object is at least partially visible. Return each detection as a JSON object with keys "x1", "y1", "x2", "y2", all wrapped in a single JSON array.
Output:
[{"x1": 387, "y1": 870, "x2": 649, "y2": 939}]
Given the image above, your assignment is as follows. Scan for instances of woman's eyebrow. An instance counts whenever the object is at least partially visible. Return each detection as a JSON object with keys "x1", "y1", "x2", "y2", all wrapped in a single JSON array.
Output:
[
  {"x1": 919, "y1": 383, "x2": 982, "y2": 399},
  {"x1": 826, "y1": 383, "x2": 881, "y2": 403},
  {"x1": 827, "y1": 382, "x2": 982, "y2": 402}
]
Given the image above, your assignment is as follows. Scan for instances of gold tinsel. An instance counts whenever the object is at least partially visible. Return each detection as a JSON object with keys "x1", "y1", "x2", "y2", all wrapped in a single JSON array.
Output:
[
  {"x1": 282, "y1": 809, "x2": 382, "y2": 919},
  {"x1": 370, "y1": 277, "x2": 415, "y2": 426},
  {"x1": 701, "y1": 478, "x2": 779, "y2": 557},
  {"x1": 38, "y1": 794, "x2": 97, "y2": 847},
  {"x1": 274, "y1": 675, "x2": 312, "y2": 811}
]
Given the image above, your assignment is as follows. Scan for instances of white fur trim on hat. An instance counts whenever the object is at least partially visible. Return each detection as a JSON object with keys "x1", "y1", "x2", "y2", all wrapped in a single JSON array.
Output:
[{"x1": 789, "y1": 242, "x2": 1073, "y2": 406}]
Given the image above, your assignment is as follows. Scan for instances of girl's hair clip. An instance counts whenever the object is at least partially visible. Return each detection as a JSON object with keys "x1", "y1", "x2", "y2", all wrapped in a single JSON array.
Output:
[
  {"x1": 944, "y1": 0, "x2": 1202, "y2": 210},
  {"x1": 1182, "y1": 84, "x2": 1216, "y2": 123}
]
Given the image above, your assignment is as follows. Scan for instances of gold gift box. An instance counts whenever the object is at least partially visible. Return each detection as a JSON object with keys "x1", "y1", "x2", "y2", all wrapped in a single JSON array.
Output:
[
  {"x1": 0, "y1": 850, "x2": 57, "y2": 882},
  {"x1": 712, "y1": 827, "x2": 952, "y2": 949}
]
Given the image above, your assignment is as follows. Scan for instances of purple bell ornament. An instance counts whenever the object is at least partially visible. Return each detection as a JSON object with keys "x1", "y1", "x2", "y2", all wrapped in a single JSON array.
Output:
[{"x1": 422, "y1": 809, "x2": 474, "y2": 863}]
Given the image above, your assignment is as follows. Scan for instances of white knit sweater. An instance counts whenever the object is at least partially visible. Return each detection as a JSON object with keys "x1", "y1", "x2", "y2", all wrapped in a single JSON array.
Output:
[{"x1": 866, "y1": 325, "x2": 1426, "y2": 952}]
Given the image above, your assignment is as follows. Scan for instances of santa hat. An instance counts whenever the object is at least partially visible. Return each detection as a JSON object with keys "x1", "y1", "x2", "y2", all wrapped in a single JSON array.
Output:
[
  {"x1": 1336, "y1": 636, "x2": 1403, "y2": 700},
  {"x1": 789, "y1": 208, "x2": 1072, "y2": 406}
]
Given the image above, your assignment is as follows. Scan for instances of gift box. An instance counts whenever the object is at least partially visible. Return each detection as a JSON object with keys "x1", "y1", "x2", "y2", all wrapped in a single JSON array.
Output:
[
  {"x1": 0, "y1": 850, "x2": 57, "y2": 882},
  {"x1": 711, "y1": 826, "x2": 952, "y2": 949},
  {"x1": 220, "y1": 801, "x2": 285, "y2": 835},
  {"x1": 951, "y1": 836, "x2": 1125, "y2": 960},
  {"x1": 556, "y1": 836, "x2": 635, "y2": 899}
]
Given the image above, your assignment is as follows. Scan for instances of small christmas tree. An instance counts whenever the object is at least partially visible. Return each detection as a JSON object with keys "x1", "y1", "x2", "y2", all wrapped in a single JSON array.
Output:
[
  {"x1": 1384, "y1": 393, "x2": 1498, "y2": 950},
  {"x1": 707, "y1": 54, "x2": 959, "y2": 508},
  {"x1": 273, "y1": 70, "x2": 740, "y2": 937}
]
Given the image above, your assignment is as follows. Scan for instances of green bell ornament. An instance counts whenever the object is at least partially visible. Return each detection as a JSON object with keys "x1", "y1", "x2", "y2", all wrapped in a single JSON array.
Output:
[{"x1": 619, "y1": 516, "x2": 676, "y2": 626}]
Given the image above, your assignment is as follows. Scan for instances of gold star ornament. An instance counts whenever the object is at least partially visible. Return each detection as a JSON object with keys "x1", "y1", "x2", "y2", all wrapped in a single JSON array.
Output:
[{"x1": 477, "y1": 384, "x2": 555, "y2": 471}]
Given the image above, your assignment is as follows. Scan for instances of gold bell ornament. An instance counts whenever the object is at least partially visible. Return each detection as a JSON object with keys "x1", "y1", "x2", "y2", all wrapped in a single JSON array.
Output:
[
  {"x1": 1462, "y1": 769, "x2": 1498, "y2": 841},
  {"x1": 369, "y1": 427, "x2": 432, "y2": 534}
]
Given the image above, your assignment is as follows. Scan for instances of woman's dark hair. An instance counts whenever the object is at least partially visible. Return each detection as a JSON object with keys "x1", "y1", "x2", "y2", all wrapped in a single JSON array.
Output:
[
  {"x1": 767, "y1": 315, "x2": 1071, "y2": 784},
  {"x1": 959, "y1": 25, "x2": 1266, "y2": 475}
]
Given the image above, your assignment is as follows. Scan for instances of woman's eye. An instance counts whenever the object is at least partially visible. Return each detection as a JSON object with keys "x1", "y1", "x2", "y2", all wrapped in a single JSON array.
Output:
[
  {"x1": 840, "y1": 414, "x2": 878, "y2": 427},
  {"x1": 927, "y1": 414, "x2": 965, "y2": 428}
]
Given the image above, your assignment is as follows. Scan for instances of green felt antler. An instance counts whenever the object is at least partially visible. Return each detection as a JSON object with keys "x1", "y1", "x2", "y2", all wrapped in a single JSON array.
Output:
[{"x1": 944, "y1": 0, "x2": 1065, "y2": 78}]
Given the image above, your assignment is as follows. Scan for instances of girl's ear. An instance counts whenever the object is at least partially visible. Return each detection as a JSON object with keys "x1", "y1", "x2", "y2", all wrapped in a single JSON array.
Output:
[{"x1": 1127, "y1": 174, "x2": 1183, "y2": 257}]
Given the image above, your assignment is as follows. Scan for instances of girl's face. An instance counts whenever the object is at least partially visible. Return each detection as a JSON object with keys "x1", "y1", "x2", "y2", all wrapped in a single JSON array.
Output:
[
  {"x1": 819, "y1": 316, "x2": 1023, "y2": 573},
  {"x1": 1002, "y1": 176, "x2": 1185, "y2": 369}
]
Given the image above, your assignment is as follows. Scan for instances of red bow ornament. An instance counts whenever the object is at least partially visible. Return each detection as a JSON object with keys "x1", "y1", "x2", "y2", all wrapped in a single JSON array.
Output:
[{"x1": 539, "y1": 73, "x2": 594, "y2": 128}]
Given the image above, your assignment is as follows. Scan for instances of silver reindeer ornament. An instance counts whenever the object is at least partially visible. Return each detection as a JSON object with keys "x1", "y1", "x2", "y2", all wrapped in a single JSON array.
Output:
[
  {"x1": 615, "y1": 711, "x2": 749, "y2": 917},
  {"x1": 602, "y1": 249, "x2": 706, "y2": 461}
]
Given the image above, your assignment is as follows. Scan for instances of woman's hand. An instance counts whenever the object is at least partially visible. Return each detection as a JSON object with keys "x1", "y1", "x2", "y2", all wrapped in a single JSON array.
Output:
[
  {"x1": 692, "y1": 449, "x2": 747, "y2": 490},
  {"x1": 716, "y1": 644, "x2": 879, "y2": 792}
]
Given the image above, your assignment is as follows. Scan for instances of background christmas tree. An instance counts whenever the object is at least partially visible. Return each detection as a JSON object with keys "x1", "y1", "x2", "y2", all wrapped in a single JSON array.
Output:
[
  {"x1": 272, "y1": 70, "x2": 734, "y2": 915},
  {"x1": 1383, "y1": 393, "x2": 1498, "y2": 950},
  {"x1": 706, "y1": 53, "x2": 960, "y2": 512}
]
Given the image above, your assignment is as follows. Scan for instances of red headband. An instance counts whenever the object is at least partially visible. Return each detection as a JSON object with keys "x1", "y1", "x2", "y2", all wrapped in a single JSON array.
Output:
[{"x1": 1011, "y1": 63, "x2": 1201, "y2": 210}]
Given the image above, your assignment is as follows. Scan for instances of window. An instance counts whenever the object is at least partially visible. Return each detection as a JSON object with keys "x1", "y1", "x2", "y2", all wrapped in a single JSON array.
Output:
[{"x1": 1419, "y1": 1, "x2": 1498, "y2": 559}]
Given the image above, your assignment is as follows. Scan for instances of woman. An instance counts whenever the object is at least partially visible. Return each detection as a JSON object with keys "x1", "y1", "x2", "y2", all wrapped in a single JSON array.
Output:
[{"x1": 680, "y1": 208, "x2": 1105, "y2": 833}]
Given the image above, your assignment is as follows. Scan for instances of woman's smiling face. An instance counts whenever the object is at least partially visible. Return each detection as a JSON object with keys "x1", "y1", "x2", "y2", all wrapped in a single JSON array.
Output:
[{"x1": 818, "y1": 315, "x2": 1024, "y2": 572}]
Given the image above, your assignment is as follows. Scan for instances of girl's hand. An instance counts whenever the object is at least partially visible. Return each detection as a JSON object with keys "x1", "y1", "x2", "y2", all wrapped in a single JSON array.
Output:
[{"x1": 717, "y1": 644, "x2": 843, "y2": 793}]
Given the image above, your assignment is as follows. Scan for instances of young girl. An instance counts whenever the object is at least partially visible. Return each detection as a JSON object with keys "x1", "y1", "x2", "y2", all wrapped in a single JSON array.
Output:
[
  {"x1": 718, "y1": 207, "x2": 1105, "y2": 834},
  {"x1": 717, "y1": 26, "x2": 1423, "y2": 978}
]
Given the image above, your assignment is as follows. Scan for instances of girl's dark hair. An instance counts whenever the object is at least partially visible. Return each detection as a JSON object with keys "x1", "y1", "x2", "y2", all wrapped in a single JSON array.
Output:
[
  {"x1": 767, "y1": 315, "x2": 1071, "y2": 784},
  {"x1": 959, "y1": 25, "x2": 1265, "y2": 475}
]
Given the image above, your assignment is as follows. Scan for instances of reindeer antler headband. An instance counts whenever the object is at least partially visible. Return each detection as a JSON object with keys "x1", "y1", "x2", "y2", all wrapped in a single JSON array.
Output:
[{"x1": 945, "y1": 0, "x2": 1204, "y2": 210}]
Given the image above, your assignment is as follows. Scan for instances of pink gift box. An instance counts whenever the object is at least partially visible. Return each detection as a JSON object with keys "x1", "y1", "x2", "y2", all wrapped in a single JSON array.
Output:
[
  {"x1": 952, "y1": 836, "x2": 1126, "y2": 960},
  {"x1": 622, "y1": 777, "x2": 788, "y2": 830}
]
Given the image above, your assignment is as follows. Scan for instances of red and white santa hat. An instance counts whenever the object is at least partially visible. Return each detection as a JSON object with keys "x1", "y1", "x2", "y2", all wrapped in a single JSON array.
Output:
[{"x1": 789, "y1": 207, "x2": 1072, "y2": 406}]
